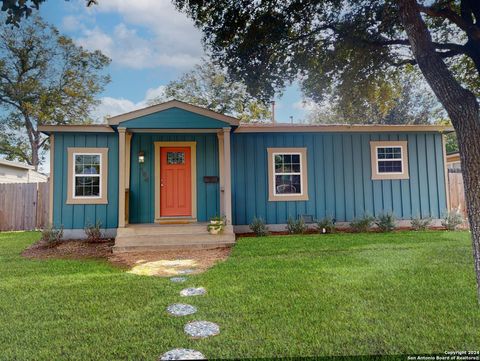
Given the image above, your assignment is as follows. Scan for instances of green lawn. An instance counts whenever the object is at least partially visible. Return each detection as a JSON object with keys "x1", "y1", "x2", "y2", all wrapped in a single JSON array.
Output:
[{"x1": 0, "y1": 231, "x2": 478, "y2": 360}]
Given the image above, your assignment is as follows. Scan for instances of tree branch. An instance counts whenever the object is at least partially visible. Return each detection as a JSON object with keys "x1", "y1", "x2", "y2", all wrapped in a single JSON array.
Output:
[{"x1": 419, "y1": 3, "x2": 480, "y2": 40}]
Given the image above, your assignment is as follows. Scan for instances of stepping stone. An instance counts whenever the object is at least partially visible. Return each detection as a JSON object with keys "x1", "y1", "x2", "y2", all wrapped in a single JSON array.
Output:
[
  {"x1": 178, "y1": 269, "x2": 195, "y2": 275},
  {"x1": 167, "y1": 303, "x2": 197, "y2": 316},
  {"x1": 170, "y1": 277, "x2": 187, "y2": 283},
  {"x1": 184, "y1": 321, "x2": 220, "y2": 338},
  {"x1": 159, "y1": 348, "x2": 205, "y2": 360},
  {"x1": 180, "y1": 287, "x2": 206, "y2": 297}
]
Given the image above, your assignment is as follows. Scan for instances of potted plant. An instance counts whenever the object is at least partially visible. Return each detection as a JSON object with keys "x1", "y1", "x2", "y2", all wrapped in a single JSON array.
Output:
[{"x1": 207, "y1": 216, "x2": 225, "y2": 234}]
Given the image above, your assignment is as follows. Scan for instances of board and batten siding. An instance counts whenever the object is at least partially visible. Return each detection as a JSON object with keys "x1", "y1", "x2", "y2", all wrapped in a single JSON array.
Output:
[
  {"x1": 129, "y1": 133, "x2": 220, "y2": 223},
  {"x1": 52, "y1": 132, "x2": 119, "y2": 229},
  {"x1": 231, "y1": 132, "x2": 447, "y2": 225}
]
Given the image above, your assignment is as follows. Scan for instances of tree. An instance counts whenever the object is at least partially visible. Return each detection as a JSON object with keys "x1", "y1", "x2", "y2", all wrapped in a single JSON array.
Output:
[
  {"x1": 172, "y1": 0, "x2": 480, "y2": 300},
  {"x1": 306, "y1": 69, "x2": 445, "y2": 124},
  {"x1": 148, "y1": 60, "x2": 271, "y2": 122},
  {"x1": 0, "y1": 16, "x2": 110, "y2": 169}
]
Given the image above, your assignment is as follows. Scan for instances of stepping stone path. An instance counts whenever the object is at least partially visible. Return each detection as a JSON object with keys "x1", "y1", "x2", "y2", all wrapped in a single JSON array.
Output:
[
  {"x1": 170, "y1": 277, "x2": 187, "y2": 283},
  {"x1": 159, "y1": 348, "x2": 205, "y2": 360},
  {"x1": 178, "y1": 269, "x2": 195, "y2": 275},
  {"x1": 184, "y1": 321, "x2": 220, "y2": 339},
  {"x1": 180, "y1": 287, "x2": 206, "y2": 297},
  {"x1": 167, "y1": 304, "x2": 197, "y2": 317}
]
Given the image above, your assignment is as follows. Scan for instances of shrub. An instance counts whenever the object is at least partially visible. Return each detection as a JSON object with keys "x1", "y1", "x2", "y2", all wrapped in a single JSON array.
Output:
[
  {"x1": 41, "y1": 224, "x2": 63, "y2": 247},
  {"x1": 249, "y1": 217, "x2": 270, "y2": 236},
  {"x1": 286, "y1": 217, "x2": 307, "y2": 234},
  {"x1": 316, "y1": 217, "x2": 335, "y2": 234},
  {"x1": 411, "y1": 216, "x2": 432, "y2": 231},
  {"x1": 349, "y1": 215, "x2": 374, "y2": 233},
  {"x1": 85, "y1": 221, "x2": 104, "y2": 243},
  {"x1": 442, "y1": 211, "x2": 464, "y2": 231},
  {"x1": 375, "y1": 213, "x2": 396, "y2": 232}
]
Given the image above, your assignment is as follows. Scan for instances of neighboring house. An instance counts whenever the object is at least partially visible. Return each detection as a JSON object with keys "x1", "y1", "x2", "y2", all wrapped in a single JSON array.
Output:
[
  {"x1": 446, "y1": 152, "x2": 462, "y2": 172},
  {"x1": 0, "y1": 159, "x2": 48, "y2": 184},
  {"x1": 39, "y1": 100, "x2": 452, "y2": 251}
]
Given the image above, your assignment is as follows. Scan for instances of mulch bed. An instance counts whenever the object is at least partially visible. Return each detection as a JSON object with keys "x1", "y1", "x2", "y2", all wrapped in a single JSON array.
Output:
[{"x1": 22, "y1": 239, "x2": 231, "y2": 273}]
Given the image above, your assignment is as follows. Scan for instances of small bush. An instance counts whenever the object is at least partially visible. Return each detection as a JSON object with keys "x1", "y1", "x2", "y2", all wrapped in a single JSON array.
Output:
[
  {"x1": 85, "y1": 221, "x2": 104, "y2": 243},
  {"x1": 375, "y1": 213, "x2": 396, "y2": 232},
  {"x1": 411, "y1": 216, "x2": 432, "y2": 231},
  {"x1": 287, "y1": 217, "x2": 307, "y2": 234},
  {"x1": 249, "y1": 217, "x2": 270, "y2": 237},
  {"x1": 442, "y1": 211, "x2": 464, "y2": 231},
  {"x1": 41, "y1": 224, "x2": 63, "y2": 247},
  {"x1": 350, "y1": 215, "x2": 374, "y2": 233},
  {"x1": 316, "y1": 217, "x2": 335, "y2": 234}
]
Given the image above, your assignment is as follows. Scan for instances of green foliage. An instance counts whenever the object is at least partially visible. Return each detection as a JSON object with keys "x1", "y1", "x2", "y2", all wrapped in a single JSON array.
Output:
[
  {"x1": 349, "y1": 215, "x2": 374, "y2": 233},
  {"x1": 411, "y1": 216, "x2": 433, "y2": 231},
  {"x1": 316, "y1": 217, "x2": 335, "y2": 234},
  {"x1": 148, "y1": 60, "x2": 271, "y2": 122},
  {"x1": 375, "y1": 213, "x2": 397, "y2": 232},
  {"x1": 286, "y1": 217, "x2": 307, "y2": 234},
  {"x1": 40, "y1": 224, "x2": 63, "y2": 247},
  {"x1": 249, "y1": 217, "x2": 270, "y2": 237},
  {"x1": 0, "y1": 16, "x2": 110, "y2": 168},
  {"x1": 442, "y1": 211, "x2": 464, "y2": 231},
  {"x1": 173, "y1": 1, "x2": 478, "y2": 122},
  {"x1": 84, "y1": 221, "x2": 104, "y2": 243}
]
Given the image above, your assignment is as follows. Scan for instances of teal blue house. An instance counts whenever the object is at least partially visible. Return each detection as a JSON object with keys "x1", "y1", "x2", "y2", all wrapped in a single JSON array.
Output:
[{"x1": 39, "y1": 100, "x2": 451, "y2": 251}]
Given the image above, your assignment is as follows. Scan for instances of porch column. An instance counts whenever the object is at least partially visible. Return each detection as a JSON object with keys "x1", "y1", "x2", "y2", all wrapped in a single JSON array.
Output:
[
  {"x1": 217, "y1": 131, "x2": 225, "y2": 216},
  {"x1": 118, "y1": 127, "x2": 126, "y2": 228},
  {"x1": 222, "y1": 127, "x2": 233, "y2": 227}
]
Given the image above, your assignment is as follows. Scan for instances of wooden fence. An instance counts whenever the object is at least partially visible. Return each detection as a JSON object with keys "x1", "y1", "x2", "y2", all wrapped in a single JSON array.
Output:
[
  {"x1": 448, "y1": 170, "x2": 467, "y2": 216},
  {"x1": 0, "y1": 182, "x2": 49, "y2": 231}
]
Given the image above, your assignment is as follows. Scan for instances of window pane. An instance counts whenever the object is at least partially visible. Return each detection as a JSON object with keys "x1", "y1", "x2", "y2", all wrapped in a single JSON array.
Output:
[
  {"x1": 275, "y1": 175, "x2": 301, "y2": 194},
  {"x1": 75, "y1": 176, "x2": 100, "y2": 197},
  {"x1": 167, "y1": 152, "x2": 185, "y2": 164},
  {"x1": 75, "y1": 154, "x2": 100, "y2": 175},
  {"x1": 378, "y1": 147, "x2": 401, "y2": 160},
  {"x1": 378, "y1": 160, "x2": 402, "y2": 173},
  {"x1": 291, "y1": 154, "x2": 300, "y2": 163}
]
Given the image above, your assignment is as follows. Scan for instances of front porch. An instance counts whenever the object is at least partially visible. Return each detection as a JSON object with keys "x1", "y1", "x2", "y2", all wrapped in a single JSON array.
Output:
[
  {"x1": 111, "y1": 101, "x2": 237, "y2": 251},
  {"x1": 113, "y1": 223, "x2": 235, "y2": 252}
]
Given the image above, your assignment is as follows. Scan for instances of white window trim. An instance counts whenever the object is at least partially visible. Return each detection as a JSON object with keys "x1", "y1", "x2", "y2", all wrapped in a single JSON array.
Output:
[
  {"x1": 267, "y1": 147, "x2": 308, "y2": 201},
  {"x1": 72, "y1": 152, "x2": 103, "y2": 200},
  {"x1": 370, "y1": 141, "x2": 409, "y2": 180},
  {"x1": 67, "y1": 147, "x2": 109, "y2": 205}
]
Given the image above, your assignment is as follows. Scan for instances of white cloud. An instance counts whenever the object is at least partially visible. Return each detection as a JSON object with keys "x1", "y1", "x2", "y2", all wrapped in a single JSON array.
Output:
[
  {"x1": 92, "y1": 85, "x2": 166, "y2": 122},
  {"x1": 69, "y1": 0, "x2": 204, "y2": 69}
]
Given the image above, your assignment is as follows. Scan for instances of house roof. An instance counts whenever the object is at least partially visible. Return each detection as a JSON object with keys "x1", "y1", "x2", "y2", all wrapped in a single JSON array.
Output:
[
  {"x1": 107, "y1": 99, "x2": 240, "y2": 126},
  {"x1": 0, "y1": 158, "x2": 34, "y2": 170},
  {"x1": 446, "y1": 152, "x2": 460, "y2": 163},
  {"x1": 38, "y1": 124, "x2": 114, "y2": 135},
  {"x1": 235, "y1": 123, "x2": 453, "y2": 133}
]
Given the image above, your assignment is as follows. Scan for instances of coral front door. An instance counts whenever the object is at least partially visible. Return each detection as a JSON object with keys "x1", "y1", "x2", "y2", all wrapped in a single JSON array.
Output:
[{"x1": 160, "y1": 147, "x2": 192, "y2": 217}]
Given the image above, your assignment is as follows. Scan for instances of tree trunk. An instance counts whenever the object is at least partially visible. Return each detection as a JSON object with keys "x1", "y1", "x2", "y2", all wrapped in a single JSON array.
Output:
[{"x1": 398, "y1": 0, "x2": 480, "y2": 302}]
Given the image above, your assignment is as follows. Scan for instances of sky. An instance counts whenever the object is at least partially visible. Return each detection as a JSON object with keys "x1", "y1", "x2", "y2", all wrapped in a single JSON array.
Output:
[{"x1": 39, "y1": 0, "x2": 313, "y2": 123}]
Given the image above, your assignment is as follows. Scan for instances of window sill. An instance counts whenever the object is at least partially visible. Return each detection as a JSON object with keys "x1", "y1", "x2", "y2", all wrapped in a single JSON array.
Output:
[{"x1": 268, "y1": 194, "x2": 309, "y2": 202}]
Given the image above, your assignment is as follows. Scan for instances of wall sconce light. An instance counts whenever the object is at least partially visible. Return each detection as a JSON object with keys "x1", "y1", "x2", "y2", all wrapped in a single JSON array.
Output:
[{"x1": 138, "y1": 151, "x2": 145, "y2": 164}]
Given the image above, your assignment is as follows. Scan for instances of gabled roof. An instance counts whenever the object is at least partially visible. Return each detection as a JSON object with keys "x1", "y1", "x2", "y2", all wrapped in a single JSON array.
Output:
[
  {"x1": 0, "y1": 158, "x2": 34, "y2": 170},
  {"x1": 107, "y1": 99, "x2": 240, "y2": 126}
]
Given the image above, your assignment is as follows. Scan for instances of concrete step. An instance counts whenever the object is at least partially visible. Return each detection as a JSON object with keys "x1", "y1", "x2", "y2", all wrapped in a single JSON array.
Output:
[
  {"x1": 112, "y1": 241, "x2": 235, "y2": 253},
  {"x1": 117, "y1": 223, "x2": 209, "y2": 236},
  {"x1": 115, "y1": 233, "x2": 235, "y2": 247}
]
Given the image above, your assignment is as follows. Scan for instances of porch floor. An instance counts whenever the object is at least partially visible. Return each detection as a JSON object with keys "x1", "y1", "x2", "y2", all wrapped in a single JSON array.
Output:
[{"x1": 113, "y1": 223, "x2": 235, "y2": 253}]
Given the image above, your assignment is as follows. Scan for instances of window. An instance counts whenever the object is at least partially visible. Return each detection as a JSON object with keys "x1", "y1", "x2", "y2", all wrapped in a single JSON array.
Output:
[
  {"x1": 167, "y1": 151, "x2": 185, "y2": 164},
  {"x1": 267, "y1": 148, "x2": 308, "y2": 201},
  {"x1": 370, "y1": 141, "x2": 409, "y2": 180},
  {"x1": 67, "y1": 148, "x2": 108, "y2": 204}
]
